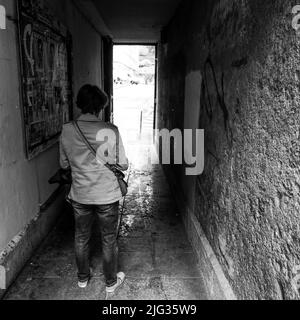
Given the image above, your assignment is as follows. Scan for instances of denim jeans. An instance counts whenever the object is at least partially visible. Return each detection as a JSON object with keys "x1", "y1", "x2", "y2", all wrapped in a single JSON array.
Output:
[{"x1": 71, "y1": 200, "x2": 119, "y2": 287}]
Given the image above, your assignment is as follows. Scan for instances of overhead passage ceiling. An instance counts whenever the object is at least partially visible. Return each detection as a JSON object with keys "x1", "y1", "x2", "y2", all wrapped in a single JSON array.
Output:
[{"x1": 93, "y1": 0, "x2": 182, "y2": 43}]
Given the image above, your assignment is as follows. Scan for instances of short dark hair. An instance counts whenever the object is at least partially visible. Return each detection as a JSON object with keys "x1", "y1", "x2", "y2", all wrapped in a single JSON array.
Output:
[{"x1": 76, "y1": 84, "x2": 109, "y2": 114}]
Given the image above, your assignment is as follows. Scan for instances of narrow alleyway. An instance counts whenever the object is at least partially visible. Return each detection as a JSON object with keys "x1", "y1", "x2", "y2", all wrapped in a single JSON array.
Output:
[
  {"x1": 3, "y1": 0, "x2": 300, "y2": 302},
  {"x1": 3, "y1": 142, "x2": 207, "y2": 300}
]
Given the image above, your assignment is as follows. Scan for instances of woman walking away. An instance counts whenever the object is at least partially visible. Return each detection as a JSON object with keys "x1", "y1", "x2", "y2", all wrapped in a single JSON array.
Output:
[{"x1": 59, "y1": 84, "x2": 129, "y2": 294}]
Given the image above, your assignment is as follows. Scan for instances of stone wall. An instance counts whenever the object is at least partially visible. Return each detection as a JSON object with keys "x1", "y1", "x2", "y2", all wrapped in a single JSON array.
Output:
[{"x1": 157, "y1": 0, "x2": 300, "y2": 299}]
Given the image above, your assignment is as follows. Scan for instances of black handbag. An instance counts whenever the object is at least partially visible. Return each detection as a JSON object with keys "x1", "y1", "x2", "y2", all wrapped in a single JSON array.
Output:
[
  {"x1": 48, "y1": 168, "x2": 72, "y2": 185},
  {"x1": 73, "y1": 121, "x2": 128, "y2": 197}
]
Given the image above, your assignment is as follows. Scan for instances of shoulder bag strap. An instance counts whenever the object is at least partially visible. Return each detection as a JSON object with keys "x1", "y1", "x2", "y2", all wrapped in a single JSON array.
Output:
[{"x1": 72, "y1": 121, "x2": 116, "y2": 174}]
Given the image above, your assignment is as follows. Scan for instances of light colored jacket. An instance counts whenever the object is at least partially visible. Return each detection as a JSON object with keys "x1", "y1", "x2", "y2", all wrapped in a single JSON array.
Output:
[{"x1": 59, "y1": 113, "x2": 129, "y2": 205}]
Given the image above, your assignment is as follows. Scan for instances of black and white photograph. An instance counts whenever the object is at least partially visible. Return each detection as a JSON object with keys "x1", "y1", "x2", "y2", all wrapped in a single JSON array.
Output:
[{"x1": 1, "y1": 0, "x2": 300, "y2": 311}]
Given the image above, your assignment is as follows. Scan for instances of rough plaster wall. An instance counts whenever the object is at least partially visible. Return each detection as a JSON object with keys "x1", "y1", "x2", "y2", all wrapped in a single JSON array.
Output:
[
  {"x1": 0, "y1": 0, "x2": 103, "y2": 252},
  {"x1": 158, "y1": 0, "x2": 300, "y2": 299},
  {"x1": 182, "y1": 71, "x2": 202, "y2": 210}
]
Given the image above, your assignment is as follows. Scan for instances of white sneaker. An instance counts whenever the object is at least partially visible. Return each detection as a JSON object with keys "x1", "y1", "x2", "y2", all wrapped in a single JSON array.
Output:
[
  {"x1": 78, "y1": 268, "x2": 93, "y2": 289},
  {"x1": 106, "y1": 272, "x2": 126, "y2": 294},
  {"x1": 78, "y1": 280, "x2": 88, "y2": 289}
]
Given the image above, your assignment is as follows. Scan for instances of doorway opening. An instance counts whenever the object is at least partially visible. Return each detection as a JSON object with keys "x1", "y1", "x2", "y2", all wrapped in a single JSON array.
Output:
[{"x1": 113, "y1": 45, "x2": 157, "y2": 170}]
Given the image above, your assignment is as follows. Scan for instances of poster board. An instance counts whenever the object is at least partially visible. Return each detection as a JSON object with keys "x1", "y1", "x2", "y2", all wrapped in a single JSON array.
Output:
[{"x1": 17, "y1": 0, "x2": 73, "y2": 159}]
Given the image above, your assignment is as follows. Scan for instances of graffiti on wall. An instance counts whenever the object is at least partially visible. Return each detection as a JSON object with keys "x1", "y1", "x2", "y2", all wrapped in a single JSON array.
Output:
[
  {"x1": 18, "y1": 0, "x2": 72, "y2": 159},
  {"x1": 200, "y1": 55, "x2": 233, "y2": 146}
]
